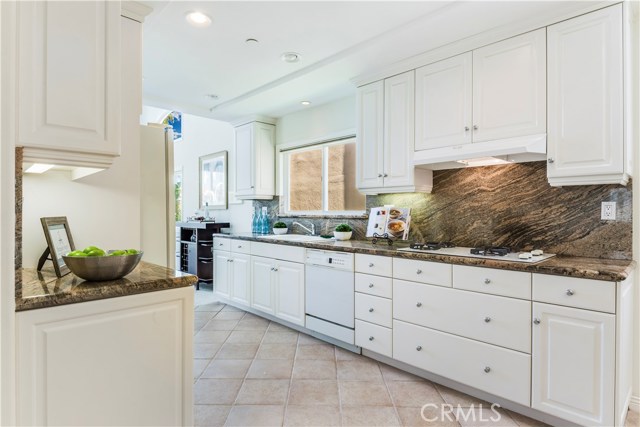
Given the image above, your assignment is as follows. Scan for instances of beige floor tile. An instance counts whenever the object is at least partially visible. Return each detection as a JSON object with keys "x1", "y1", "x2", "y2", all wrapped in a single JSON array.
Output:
[
  {"x1": 263, "y1": 331, "x2": 299, "y2": 344},
  {"x1": 246, "y1": 359, "x2": 294, "y2": 379},
  {"x1": 341, "y1": 406, "x2": 401, "y2": 426},
  {"x1": 193, "y1": 358, "x2": 211, "y2": 379},
  {"x1": 268, "y1": 322, "x2": 294, "y2": 332},
  {"x1": 336, "y1": 346, "x2": 368, "y2": 361},
  {"x1": 339, "y1": 381, "x2": 393, "y2": 406},
  {"x1": 224, "y1": 405, "x2": 285, "y2": 427},
  {"x1": 194, "y1": 319, "x2": 209, "y2": 331},
  {"x1": 226, "y1": 330, "x2": 266, "y2": 344},
  {"x1": 221, "y1": 305, "x2": 244, "y2": 312},
  {"x1": 195, "y1": 330, "x2": 232, "y2": 344},
  {"x1": 194, "y1": 404, "x2": 231, "y2": 427},
  {"x1": 337, "y1": 360, "x2": 383, "y2": 381},
  {"x1": 235, "y1": 379, "x2": 290, "y2": 405},
  {"x1": 435, "y1": 385, "x2": 491, "y2": 408},
  {"x1": 216, "y1": 343, "x2": 259, "y2": 359},
  {"x1": 387, "y1": 381, "x2": 444, "y2": 408},
  {"x1": 201, "y1": 359, "x2": 252, "y2": 379},
  {"x1": 257, "y1": 343, "x2": 297, "y2": 359},
  {"x1": 235, "y1": 318, "x2": 270, "y2": 331},
  {"x1": 196, "y1": 311, "x2": 217, "y2": 322},
  {"x1": 380, "y1": 363, "x2": 425, "y2": 381},
  {"x1": 284, "y1": 404, "x2": 341, "y2": 427},
  {"x1": 296, "y1": 344, "x2": 335, "y2": 360},
  {"x1": 292, "y1": 359, "x2": 337, "y2": 379},
  {"x1": 397, "y1": 406, "x2": 461, "y2": 427},
  {"x1": 505, "y1": 410, "x2": 551, "y2": 427},
  {"x1": 214, "y1": 311, "x2": 246, "y2": 320},
  {"x1": 194, "y1": 379, "x2": 243, "y2": 405},
  {"x1": 195, "y1": 302, "x2": 225, "y2": 312},
  {"x1": 203, "y1": 319, "x2": 240, "y2": 331},
  {"x1": 298, "y1": 333, "x2": 325, "y2": 345},
  {"x1": 456, "y1": 407, "x2": 518, "y2": 427},
  {"x1": 194, "y1": 343, "x2": 222, "y2": 359},
  {"x1": 288, "y1": 380, "x2": 340, "y2": 406},
  {"x1": 626, "y1": 409, "x2": 639, "y2": 427}
]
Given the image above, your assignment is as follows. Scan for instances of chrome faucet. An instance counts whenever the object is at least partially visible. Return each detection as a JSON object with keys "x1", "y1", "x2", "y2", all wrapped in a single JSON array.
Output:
[{"x1": 293, "y1": 221, "x2": 315, "y2": 236}]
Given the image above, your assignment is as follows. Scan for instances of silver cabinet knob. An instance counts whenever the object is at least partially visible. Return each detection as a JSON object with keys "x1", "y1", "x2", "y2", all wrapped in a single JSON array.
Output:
[
  {"x1": 369, "y1": 308, "x2": 374, "y2": 313},
  {"x1": 377, "y1": 173, "x2": 383, "y2": 178},
  {"x1": 227, "y1": 259, "x2": 231, "y2": 262},
  {"x1": 369, "y1": 263, "x2": 374, "y2": 268},
  {"x1": 416, "y1": 269, "x2": 422, "y2": 275},
  {"x1": 484, "y1": 366, "x2": 491, "y2": 373},
  {"x1": 250, "y1": 185, "x2": 255, "y2": 188},
  {"x1": 229, "y1": 259, "x2": 234, "y2": 263},
  {"x1": 237, "y1": 245, "x2": 242, "y2": 248},
  {"x1": 465, "y1": 126, "x2": 470, "y2": 131},
  {"x1": 383, "y1": 173, "x2": 388, "y2": 177},
  {"x1": 369, "y1": 283, "x2": 374, "y2": 288},
  {"x1": 473, "y1": 125, "x2": 478, "y2": 130},
  {"x1": 533, "y1": 318, "x2": 541, "y2": 325},
  {"x1": 484, "y1": 317, "x2": 491, "y2": 323},
  {"x1": 219, "y1": 243, "x2": 224, "y2": 246},
  {"x1": 416, "y1": 346, "x2": 422, "y2": 351},
  {"x1": 547, "y1": 158, "x2": 555, "y2": 164},
  {"x1": 484, "y1": 278, "x2": 491, "y2": 284},
  {"x1": 369, "y1": 336, "x2": 375, "y2": 341},
  {"x1": 566, "y1": 289, "x2": 574, "y2": 296},
  {"x1": 273, "y1": 267, "x2": 278, "y2": 272},
  {"x1": 416, "y1": 302, "x2": 422, "y2": 307}
]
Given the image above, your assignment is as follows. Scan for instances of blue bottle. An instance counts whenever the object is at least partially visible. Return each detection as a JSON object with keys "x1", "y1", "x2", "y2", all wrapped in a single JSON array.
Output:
[
  {"x1": 260, "y1": 207, "x2": 270, "y2": 234},
  {"x1": 251, "y1": 208, "x2": 259, "y2": 234}
]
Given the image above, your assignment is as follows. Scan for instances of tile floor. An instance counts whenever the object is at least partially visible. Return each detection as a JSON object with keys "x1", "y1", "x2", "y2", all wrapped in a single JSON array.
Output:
[{"x1": 193, "y1": 289, "x2": 639, "y2": 427}]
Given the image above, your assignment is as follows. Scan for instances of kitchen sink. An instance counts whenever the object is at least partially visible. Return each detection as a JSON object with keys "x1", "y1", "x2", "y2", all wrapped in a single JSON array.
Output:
[{"x1": 259, "y1": 234, "x2": 329, "y2": 242}]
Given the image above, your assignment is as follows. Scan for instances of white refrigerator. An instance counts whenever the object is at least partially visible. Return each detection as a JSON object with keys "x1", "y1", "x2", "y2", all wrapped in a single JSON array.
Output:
[{"x1": 140, "y1": 124, "x2": 176, "y2": 268}]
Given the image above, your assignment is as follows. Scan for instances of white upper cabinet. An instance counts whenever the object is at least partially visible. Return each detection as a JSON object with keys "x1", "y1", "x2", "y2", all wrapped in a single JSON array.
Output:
[
  {"x1": 472, "y1": 29, "x2": 546, "y2": 143},
  {"x1": 415, "y1": 52, "x2": 472, "y2": 150},
  {"x1": 356, "y1": 71, "x2": 432, "y2": 194},
  {"x1": 234, "y1": 121, "x2": 276, "y2": 200},
  {"x1": 547, "y1": 5, "x2": 627, "y2": 186},
  {"x1": 17, "y1": 1, "x2": 122, "y2": 168}
]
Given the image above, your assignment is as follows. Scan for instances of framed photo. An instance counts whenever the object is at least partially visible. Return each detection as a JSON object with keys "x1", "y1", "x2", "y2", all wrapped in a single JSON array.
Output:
[
  {"x1": 199, "y1": 151, "x2": 228, "y2": 210},
  {"x1": 40, "y1": 217, "x2": 76, "y2": 277}
]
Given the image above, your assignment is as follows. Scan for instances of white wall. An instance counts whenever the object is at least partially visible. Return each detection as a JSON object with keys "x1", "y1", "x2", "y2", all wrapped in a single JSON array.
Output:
[{"x1": 173, "y1": 113, "x2": 252, "y2": 232}]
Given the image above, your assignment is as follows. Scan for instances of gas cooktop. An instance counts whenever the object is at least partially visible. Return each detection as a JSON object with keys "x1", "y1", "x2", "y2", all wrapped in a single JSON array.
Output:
[{"x1": 397, "y1": 244, "x2": 556, "y2": 264}]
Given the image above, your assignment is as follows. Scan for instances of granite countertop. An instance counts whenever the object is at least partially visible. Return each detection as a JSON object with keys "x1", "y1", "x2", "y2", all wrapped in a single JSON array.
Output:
[
  {"x1": 17, "y1": 261, "x2": 197, "y2": 312},
  {"x1": 214, "y1": 233, "x2": 635, "y2": 282}
]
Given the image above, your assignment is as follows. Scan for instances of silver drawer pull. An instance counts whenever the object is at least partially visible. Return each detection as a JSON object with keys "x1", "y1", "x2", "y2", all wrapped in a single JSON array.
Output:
[
  {"x1": 484, "y1": 366, "x2": 491, "y2": 373},
  {"x1": 416, "y1": 302, "x2": 422, "y2": 307},
  {"x1": 273, "y1": 267, "x2": 278, "y2": 272},
  {"x1": 533, "y1": 318, "x2": 541, "y2": 325},
  {"x1": 219, "y1": 243, "x2": 224, "y2": 246},
  {"x1": 369, "y1": 336, "x2": 375, "y2": 341},
  {"x1": 484, "y1": 278, "x2": 491, "y2": 284},
  {"x1": 484, "y1": 317, "x2": 491, "y2": 323},
  {"x1": 237, "y1": 245, "x2": 242, "y2": 248},
  {"x1": 229, "y1": 259, "x2": 234, "y2": 263},
  {"x1": 416, "y1": 269, "x2": 422, "y2": 274},
  {"x1": 566, "y1": 289, "x2": 575, "y2": 296},
  {"x1": 369, "y1": 308, "x2": 374, "y2": 313},
  {"x1": 369, "y1": 283, "x2": 374, "y2": 288},
  {"x1": 368, "y1": 263, "x2": 374, "y2": 267},
  {"x1": 416, "y1": 346, "x2": 422, "y2": 351}
]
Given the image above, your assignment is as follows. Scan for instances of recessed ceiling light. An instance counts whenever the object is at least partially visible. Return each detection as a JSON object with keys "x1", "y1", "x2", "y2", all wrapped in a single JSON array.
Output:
[
  {"x1": 185, "y1": 11, "x2": 212, "y2": 27},
  {"x1": 245, "y1": 38, "x2": 259, "y2": 44},
  {"x1": 301, "y1": 101, "x2": 311, "y2": 106},
  {"x1": 281, "y1": 52, "x2": 301, "y2": 63},
  {"x1": 25, "y1": 163, "x2": 55, "y2": 174},
  {"x1": 205, "y1": 94, "x2": 219, "y2": 100}
]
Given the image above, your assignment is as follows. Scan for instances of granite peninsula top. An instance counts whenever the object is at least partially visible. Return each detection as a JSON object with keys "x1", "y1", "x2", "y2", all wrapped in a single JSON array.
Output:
[
  {"x1": 17, "y1": 261, "x2": 197, "y2": 312},
  {"x1": 215, "y1": 233, "x2": 634, "y2": 282}
]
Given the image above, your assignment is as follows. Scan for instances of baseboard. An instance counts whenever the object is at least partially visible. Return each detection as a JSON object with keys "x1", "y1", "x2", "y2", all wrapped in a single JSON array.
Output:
[{"x1": 630, "y1": 395, "x2": 640, "y2": 412}]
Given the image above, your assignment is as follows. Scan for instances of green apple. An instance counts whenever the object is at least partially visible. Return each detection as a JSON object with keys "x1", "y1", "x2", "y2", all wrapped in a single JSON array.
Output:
[{"x1": 109, "y1": 250, "x2": 127, "y2": 256}]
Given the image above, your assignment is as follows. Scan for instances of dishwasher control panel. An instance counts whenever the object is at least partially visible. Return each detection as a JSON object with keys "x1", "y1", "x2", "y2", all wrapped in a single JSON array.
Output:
[{"x1": 306, "y1": 249, "x2": 354, "y2": 271}]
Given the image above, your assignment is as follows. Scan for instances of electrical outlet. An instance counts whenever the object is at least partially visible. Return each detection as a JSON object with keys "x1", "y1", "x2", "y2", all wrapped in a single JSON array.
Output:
[{"x1": 601, "y1": 201, "x2": 616, "y2": 220}]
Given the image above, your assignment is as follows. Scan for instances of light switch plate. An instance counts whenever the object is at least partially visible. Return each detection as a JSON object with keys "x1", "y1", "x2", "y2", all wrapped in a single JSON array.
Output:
[{"x1": 601, "y1": 201, "x2": 616, "y2": 220}]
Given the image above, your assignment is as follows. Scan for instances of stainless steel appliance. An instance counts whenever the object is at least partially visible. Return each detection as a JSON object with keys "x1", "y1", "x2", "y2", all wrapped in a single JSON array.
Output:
[
  {"x1": 398, "y1": 242, "x2": 555, "y2": 263},
  {"x1": 305, "y1": 249, "x2": 355, "y2": 344}
]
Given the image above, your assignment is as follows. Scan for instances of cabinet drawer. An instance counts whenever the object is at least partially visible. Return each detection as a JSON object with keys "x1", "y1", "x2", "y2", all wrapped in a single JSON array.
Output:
[
  {"x1": 251, "y1": 242, "x2": 305, "y2": 263},
  {"x1": 393, "y1": 320, "x2": 531, "y2": 406},
  {"x1": 355, "y1": 319, "x2": 392, "y2": 358},
  {"x1": 394, "y1": 280, "x2": 531, "y2": 353},
  {"x1": 533, "y1": 274, "x2": 615, "y2": 313},
  {"x1": 453, "y1": 265, "x2": 531, "y2": 299},
  {"x1": 355, "y1": 254, "x2": 392, "y2": 277},
  {"x1": 355, "y1": 273, "x2": 392, "y2": 298},
  {"x1": 355, "y1": 293, "x2": 392, "y2": 328},
  {"x1": 213, "y1": 238, "x2": 231, "y2": 252},
  {"x1": 230, "y1": 239, "x2": 251, "y2": 254},
  {"x1": 393, "y1": 258, "x2": 451, "y2": 287}
]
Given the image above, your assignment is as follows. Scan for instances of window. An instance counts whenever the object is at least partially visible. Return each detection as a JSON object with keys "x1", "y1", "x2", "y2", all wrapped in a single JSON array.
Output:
[{"x1": 284, "y1": 138, "x2": 365, "y2": 214}]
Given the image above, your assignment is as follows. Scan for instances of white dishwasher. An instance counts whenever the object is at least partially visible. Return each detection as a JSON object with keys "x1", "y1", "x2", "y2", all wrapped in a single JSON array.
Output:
[{"x1": 305, "y1": 249, "x2": 355, "y2": 344}]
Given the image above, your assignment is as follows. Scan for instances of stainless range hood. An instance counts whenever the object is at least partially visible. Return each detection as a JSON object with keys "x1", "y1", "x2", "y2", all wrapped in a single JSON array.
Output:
[{"x1": 413, "y1": 133, "x2": 547, "y2": 170}]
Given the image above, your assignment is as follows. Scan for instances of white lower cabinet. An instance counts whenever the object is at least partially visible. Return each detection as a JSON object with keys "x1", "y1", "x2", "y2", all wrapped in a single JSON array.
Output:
[
  {"x1": 213, "y1": 250, "x2": 231, "y2": 298},
  {"x1": 16, "y1": 288, "x2": 194, "y2": 426},
  {"x1": 230, "y1": 253, "x2": 251, "y2": 306},
  {"x1": 532, "y1": 302, "x2": 615, "y2": 426},
  {"x1": 355, "y1": 319, "x2": 392, "y2": 358},
  {"x1": 250, "y1": 256, "x2": 276, "y2": 315}
]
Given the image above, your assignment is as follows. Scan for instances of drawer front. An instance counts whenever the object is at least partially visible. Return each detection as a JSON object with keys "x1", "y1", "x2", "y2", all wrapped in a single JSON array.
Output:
[
  {"x1": 355, "y1": 254, "x2": 392, "y2": 277},
  {"x1": 230, "y1": 239, "x2": 251, "y2": 254},
  {"x1": 251, "y1": 242, "x2": 305, "y2": 264},
  {"x1": 533, "y1": 274, "x2": 615, "y2": 313},
  {"x1": 355, "y1": 273, "x2": 392, "y2": 298},
  {"x1": 355, "y1": 319, "x2": 392, "y2": 357},
  {"x1": 213, "y1": 237, "x2": 231, "y2": 252},
  {"x1": 393, "y1": 320, "x2": 531, "y2": 406},
  {"x1": 454, "y1": 265, "x2": 531, "y2": 299},
  {"x1": 394, "y1": 280, "x2": 531, "y2": 353},
  {"x1": 355, "y1": 293, "x2": 392, "y2": 328},
  {"x1": 393, "y1": 258, "x2": 451, "y2": 287}
]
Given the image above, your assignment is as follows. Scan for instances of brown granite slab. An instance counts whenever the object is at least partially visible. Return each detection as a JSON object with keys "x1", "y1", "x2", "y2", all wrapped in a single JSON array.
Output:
[
  {"x1": 17, "y1": 261, "x2": 197, "y2": 312},
  {"x1": 214, "y1": 234, "x2": 634, "y2": 282}
]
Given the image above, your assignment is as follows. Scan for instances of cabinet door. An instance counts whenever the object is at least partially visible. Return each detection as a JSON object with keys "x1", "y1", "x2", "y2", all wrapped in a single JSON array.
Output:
[
  {"x1": 187, "y1": 243, "x2": 198, "y2": 275},
  {"x1": 234, "y1": 124, "x2": 254, "y2": 196},
  {"x1": 253, "y1": 122, "x2": 275, "y2": 197},
  {"x1": 17, "y1": 1, "x2": 121, "y2": 157},
  {"x1": 472, "y1": 29, "x2": 546, "y2": 142},
  {"x1": 356, "y1": 81, "x2": 385, "y2": 189},
  {"x1": 213, "y1": 251, "x2": 231, "y2": 298},
  {"x1": 415, "y1": 53, "x2": 472, "y2": 150},
  {"x1": 547, "y1": 5, "x2": 623, "y2": 182},
  {"x1": 230, "y1": 254, "x2": 251, "y2": 306},
  {"x1": 251, "y1": 256, "x2": 275, "y2": 315},
  {"x1": 532, "y1": 303, "x2": 615, "y2": 426},
  {"x1": 274, "y1": 261, "x2": 305, "y2": 326},
  {"x1": 383, "y1": 71, "x2": 415, "y2": 188}
]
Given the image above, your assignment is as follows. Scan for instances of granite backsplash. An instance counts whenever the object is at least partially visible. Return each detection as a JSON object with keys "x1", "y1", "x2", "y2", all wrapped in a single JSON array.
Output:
[{"x1": 256, "y1": 161, "x2": 632, "y2": 260}]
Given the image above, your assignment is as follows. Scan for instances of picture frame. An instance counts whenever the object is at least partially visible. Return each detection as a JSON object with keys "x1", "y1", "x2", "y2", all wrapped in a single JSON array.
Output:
[
  {"x1": 39, "y1": 216, "x2": 76, "y2": 277},
  {"x1": 199, "y1": 151, "x2": 228, "y2": 210}
]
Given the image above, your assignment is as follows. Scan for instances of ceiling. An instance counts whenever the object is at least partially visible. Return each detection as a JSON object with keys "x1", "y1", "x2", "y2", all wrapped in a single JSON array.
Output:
[{"x1": 141, "y1": 1, "x2": 606, "y2": 123}]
